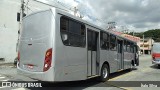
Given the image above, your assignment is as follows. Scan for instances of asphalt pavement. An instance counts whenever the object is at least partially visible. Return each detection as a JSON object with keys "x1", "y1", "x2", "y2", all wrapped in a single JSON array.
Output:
[{"x1": 0, "y1": 55, "x2": 160, "y2": 90}]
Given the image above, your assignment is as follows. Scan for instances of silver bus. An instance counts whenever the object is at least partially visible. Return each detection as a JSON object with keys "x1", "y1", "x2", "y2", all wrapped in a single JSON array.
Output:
[{"x1": 17, "y1": 8, "x2": 139, "y2": 82}]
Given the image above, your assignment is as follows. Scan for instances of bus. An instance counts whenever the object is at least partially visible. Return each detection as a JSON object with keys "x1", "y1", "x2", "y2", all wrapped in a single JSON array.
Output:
[
  {"x1": 17, "y1": 8, "x2": 139, "y2": 82},
  {"x1": 152, "y1": 43, "x2": 160, "y2": 67}
]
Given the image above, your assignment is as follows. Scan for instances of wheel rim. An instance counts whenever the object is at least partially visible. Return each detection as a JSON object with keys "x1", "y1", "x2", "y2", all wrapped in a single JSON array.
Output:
[{"x1": 102, "y1": 67, "x2": 108, "y2": 78}]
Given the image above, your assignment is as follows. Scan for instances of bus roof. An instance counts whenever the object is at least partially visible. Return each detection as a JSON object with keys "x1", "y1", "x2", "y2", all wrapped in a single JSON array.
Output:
[{"x1": 23, "y1": 7, "x2": 136, "y2": 44}]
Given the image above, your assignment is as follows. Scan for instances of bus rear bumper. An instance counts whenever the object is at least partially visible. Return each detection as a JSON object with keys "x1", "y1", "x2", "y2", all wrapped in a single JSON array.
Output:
[{"x1": 17, "y1": 65, "x2": 54, "y2": 81}]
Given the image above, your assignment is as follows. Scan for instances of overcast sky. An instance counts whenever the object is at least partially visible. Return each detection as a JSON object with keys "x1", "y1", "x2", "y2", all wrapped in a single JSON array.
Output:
[{"x1": 56, "y1": 0, "x2": 160, "y2": 32}]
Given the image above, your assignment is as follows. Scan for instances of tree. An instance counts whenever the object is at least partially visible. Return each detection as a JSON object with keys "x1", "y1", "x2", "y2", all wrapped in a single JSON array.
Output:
[{"x1": 127, "y1": 29, "x2": 160, "y2": 42}]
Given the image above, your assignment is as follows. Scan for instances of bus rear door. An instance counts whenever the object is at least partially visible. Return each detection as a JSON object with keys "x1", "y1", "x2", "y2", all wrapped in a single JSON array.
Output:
[
  {"x1": 117, "y1": 39, "x2": 124, "y2": 70},
  {"x1": 87, "y1": 29, "x2": 99, "y2": 77}
]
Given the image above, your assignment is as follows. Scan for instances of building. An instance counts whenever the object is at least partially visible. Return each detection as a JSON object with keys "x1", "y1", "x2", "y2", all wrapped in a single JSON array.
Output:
[{"x1": 140, "y1": 38, "x2": 154, "y2": 54}]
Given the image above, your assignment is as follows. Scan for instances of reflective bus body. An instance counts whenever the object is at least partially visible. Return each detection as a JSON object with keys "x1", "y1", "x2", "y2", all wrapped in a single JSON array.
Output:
[{"x1": 17, "y1": 8, "x2": 139, "y2": 82}]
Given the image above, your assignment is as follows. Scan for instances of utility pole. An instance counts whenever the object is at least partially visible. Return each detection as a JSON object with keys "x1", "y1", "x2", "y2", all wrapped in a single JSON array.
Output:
[
  {"x1": 150, "y1": 36, "x2": 152, "y2": 54},
  {"x1": 74, "y1": 7, "x2": 78, "y2": 16},
  {"x1": 20, "y1": 0, "x2": 25, "y2": 24},
  {"x1": 19, "y1": 0, "x2": 25, "y2": 34},
  {"x1": 143, "y1": 34, "x2": 145, "y2": 55},
  {"x1": 132, "y1": 30, "x2": 134, "y2": 36},
  {"x1": 17, "y1": 0, "x2": 25, "y2": 52},
  {"x1": 121, "y1": 26, "x2": 128, "y2": 34},
  {"x1": 108, "y1": 22, "x2": 116, "y2": 30}
]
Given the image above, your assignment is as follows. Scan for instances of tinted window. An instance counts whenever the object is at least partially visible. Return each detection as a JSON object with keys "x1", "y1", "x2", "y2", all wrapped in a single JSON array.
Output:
[
  {"x1": 130, "y1": 43, "x2": 134, "y2": 53},
  {"x1": 100, "y1": 31, "x2": 109, "y2": 50},
  {"x1": 87, "y1": 30, "x2": 92, "y2": 50},
  {"x1": 60, "y1": 16, "x2": 86, "y2": 47},
  {"x1": 123, "y1": 40, "x2": 127, "y2": 51},
  {"x1": 92, "y1": 32, "x2": 97, "y2": 51},
  {"x1": 110, "y1": 34, "x2": 116, "y2": 50},
  {"x1": 87, "y1": 29, "x2": 98, "y2": 51},
  {"x1": 127, "y1": 41, "x2": 131, "y2": 52}
]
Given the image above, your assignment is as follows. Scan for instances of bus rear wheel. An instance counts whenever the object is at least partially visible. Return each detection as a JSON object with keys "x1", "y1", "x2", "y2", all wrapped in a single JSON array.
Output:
[{"x1": 99, "y1": 64, "x2": 109, "y2": 82}]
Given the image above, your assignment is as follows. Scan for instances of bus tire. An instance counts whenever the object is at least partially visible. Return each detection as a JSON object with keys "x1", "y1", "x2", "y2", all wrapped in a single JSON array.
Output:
[{"x1": 99, "y1": 64, "x2": 109, "y2": 82}]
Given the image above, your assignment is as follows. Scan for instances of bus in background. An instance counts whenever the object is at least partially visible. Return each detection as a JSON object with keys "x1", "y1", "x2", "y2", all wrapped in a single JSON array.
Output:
[
  {"x1": 17, "y1": 7, "x2": 139, "y2": 82},
  {"x1": 152, "y1": 43, "x2": 160, "y2": 67}
]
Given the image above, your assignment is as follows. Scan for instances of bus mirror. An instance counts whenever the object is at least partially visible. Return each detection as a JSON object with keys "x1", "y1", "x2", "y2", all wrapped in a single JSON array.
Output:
[{"x1": 62, "y1": 34, "x2": 68, "y2": 41}]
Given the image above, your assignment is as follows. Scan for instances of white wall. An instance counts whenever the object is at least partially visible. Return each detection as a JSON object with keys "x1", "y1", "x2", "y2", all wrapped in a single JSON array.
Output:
[
  {"x1": 0, "y1": 0, "x2": 54, "y2": 62},
  {"x1": 0, "y1": 0, "x2": 20, "y2": 62}
]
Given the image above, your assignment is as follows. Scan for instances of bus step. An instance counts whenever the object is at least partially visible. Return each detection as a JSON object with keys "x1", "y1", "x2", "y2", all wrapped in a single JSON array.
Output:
[
  {"x1": 117, "y1": 69, "x2": 123, "y2": 72},
  {"x1": 87, "y1": 75, "x2": 99, "y2": 79}
]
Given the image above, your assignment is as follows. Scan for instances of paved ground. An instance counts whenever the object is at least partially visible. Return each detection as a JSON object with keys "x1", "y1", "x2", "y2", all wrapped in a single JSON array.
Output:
[
  {"x1": 0, "y1": 55, "x2": 160, "y2": 90},
  {"x1": 107, "y1": 55, "x2": 160, "y2": 90}
]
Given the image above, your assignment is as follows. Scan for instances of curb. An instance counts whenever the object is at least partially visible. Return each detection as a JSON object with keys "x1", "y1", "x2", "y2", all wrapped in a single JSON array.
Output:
[{"x1": 0, "y1": 63, "x2": 14, "y2": 66}]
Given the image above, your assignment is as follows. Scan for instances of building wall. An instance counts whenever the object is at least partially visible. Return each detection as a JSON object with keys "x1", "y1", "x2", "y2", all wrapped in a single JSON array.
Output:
[
  {"x1": 140, "y1": 38, "x2": 154, "y2": 54},
  {"x1": 0, "y1": 0, "x2": 53, "y2": 62}
]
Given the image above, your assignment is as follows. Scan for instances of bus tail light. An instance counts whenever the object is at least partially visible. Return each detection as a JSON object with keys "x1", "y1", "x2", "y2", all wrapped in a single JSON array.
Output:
[
  {"x1": 18, "y1": 51, "x2": 20, "y2": 61},
  {"x1": 152, "y1": 56, "x2": 155, "y2": 60},
  {"x1": 152, "y1": 53, "x2": 156, "y2": 60},
  {"x1": 43, "y1": 48, "x2": 52, "y2": 72},
  {"x1": 18, "y1": 51, "x2": 20, "y2": 66}
]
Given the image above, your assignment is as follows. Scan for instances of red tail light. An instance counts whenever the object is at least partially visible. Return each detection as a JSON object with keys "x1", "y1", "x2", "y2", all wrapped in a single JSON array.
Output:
[
  {"x1": 18, "y1": 51, "x2": 20, "y2": 62},
  {"x1": 43, "y1": 48, "x2": 52, "y2": 72},
  {"x1": 17, "y1": 51, "x2": 20, "y2": 66},
  {"x1": 152, "y1": 56, "x2": 155, "y2": 60}
]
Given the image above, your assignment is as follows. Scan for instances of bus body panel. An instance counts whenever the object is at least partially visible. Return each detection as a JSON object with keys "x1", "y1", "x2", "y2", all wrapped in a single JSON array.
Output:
[
  {"x1": 100, "y1": 50, "x2": 118, "y2": 73},
  {"x1": 52, "y1": 14, "x2": 88, "y2": 81},
  {"x1": 123, "y1": 52, "x2": 133, "y2": 69},
  {"x1": 17, "y1": 9, "x2": 55, "y2": 81},
  {"x1": 17, "y1": 64, "x2": 54, "y2": 81},
  {"x1": 19, "y1": 38, "x2": 47, "y2": 72}
]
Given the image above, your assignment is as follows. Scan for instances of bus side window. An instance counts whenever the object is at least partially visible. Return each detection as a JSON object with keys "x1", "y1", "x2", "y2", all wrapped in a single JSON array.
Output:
[
  {"x1": 110, "y1": 34, "x2": 116, "y2": 50},
  {"x1": 130, "y1": 44, "x2": 134, "y2": 53},
  {"x1": 127, "y1": 41, "x2": 131, "y2": 52},
  {"x1": 100, "y1": 31, "x2": 109, "y2": 50},
  {"x1": 60, "y1": 16, "x2": 86, "y2": 47},
  {"x1": 81, "y1": 25, "x2": 85, "y2": 35},
  {"x1": 87, "y1": 30, "x2": 92, "y2": 50},
  {"x1": 123, "y1": 40, "x2": 127, "y2": 51},
  {"x1": 60, "y1": 17, "x2": 69, "y2": 45}
]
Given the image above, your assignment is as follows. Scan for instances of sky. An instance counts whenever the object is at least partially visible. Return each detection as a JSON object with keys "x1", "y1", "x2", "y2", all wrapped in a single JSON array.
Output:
[{"x1": 52, "y1": 0, "x2": 160, "y2": 32}]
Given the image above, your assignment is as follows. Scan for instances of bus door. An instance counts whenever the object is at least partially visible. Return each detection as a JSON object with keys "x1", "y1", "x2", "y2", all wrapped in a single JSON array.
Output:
[
  {"x1": 87, "y1": 29, "x2": 99, "y2": 76},
  {"x1": 117, "y1": 39, "x2": 124, "y2": 70},
  {"x1": 134, "y1": 45, "x2": 139, "y2": 66}
]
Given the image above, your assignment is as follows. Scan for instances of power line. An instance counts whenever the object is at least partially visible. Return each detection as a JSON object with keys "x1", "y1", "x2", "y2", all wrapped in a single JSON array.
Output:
[
  {"x1": 33, "y1": 0, "x2": 70, "y2": 12},
  {"x1": 24, "y1": 0, "x2": 109, "y2": 28}
]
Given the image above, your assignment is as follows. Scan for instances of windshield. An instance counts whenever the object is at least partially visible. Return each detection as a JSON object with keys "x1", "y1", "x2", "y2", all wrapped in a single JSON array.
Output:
[{"x1": 152, "y1": 43, "x2": 160, "y2": 53}]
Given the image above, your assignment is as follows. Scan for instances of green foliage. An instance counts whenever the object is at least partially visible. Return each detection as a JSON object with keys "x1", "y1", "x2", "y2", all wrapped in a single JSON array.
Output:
[
  {"x1": 144, "y1": 29, "x2": 160, "y2": 42},
  {"x1": 132, "y1": 29, "x2": 160, "y2": 42},
  {"x1": 128, "y1": 32, "x2": 143, "y2": 38}
]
